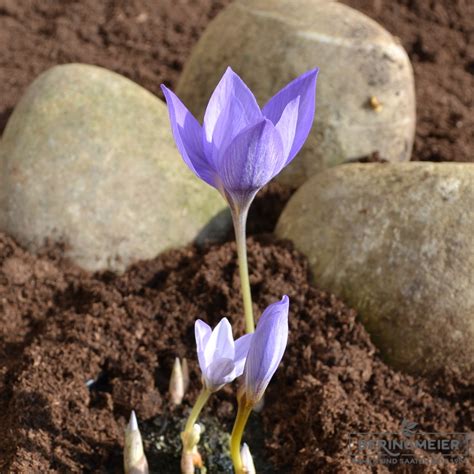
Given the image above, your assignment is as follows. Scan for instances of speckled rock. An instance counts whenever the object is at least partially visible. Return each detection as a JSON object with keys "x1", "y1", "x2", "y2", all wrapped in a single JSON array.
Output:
[
  {"x1": 0, "y1": 64, "x2": 228, "y2": 272},
  {"x1": 276, "y1": 163, "x2": 474, "y2": 374},
  {"x1": 177, "y1": 0, "x2": 415, "y2": 187}
]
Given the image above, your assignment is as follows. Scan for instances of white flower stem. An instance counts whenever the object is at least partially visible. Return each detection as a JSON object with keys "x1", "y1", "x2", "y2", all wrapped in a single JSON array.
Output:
[{"x1": 231, "y1": 205, "x2": 255, "y2": 334}]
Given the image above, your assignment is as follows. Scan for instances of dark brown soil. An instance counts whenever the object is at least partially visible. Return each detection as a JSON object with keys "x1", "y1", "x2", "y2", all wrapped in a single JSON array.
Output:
[
  {"x1": 0, "y1": 183, "x2": 472, "y2": 473},
  {"x1": 0, "y1": 0, "x2": 473, "y2": 473},
  {"x1": 0, "y1": 0, "x2": 231, "y2": 132}
]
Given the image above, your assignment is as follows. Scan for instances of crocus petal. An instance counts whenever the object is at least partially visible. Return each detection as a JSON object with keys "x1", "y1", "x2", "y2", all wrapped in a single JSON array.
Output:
[
  {"x1": 205, "y1": 357, "x2": 236, "y2": 391},
  {"x1": 161, "y1": 85, "x2": 216, "y2": 187},
  {"x1": 208, "y1": 96, "x2": 261, "y2": 168},
  {"x1": 262, "y1": 68, "x2": 319, "y2": 164},
  {"x1": 274, "y1": 96, "x2": 299, "y2": 162},
  {"x1": 203, "y1": 67, "x2": 262, "y2": 148},
  {"x1": 195, "y1": 320, "x2": 212, "y2": 373},
  {"x1": 217, "y1": 119, "x2": 284, "y2": 206},
  {"x1": 234, "y1": 333, "x2": 253, "y2": 377},
  {"x1": 204, "y1": 317, "x2": 235, "y2": 365},
  {"x1": 244, "y1": 296, "x2": 289, "y2": 403}
]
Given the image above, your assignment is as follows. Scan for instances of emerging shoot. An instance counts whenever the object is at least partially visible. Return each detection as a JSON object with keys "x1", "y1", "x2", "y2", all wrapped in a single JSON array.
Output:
[
  {"x1": 169, "y1": 357, "x2": 185, "y2": 406},
  {"x1": 124, "y1": 411, "x2": 149, "y2": 474},
  {"x1": 241, "y1": 443, "x2": 256, "y2": 474}
]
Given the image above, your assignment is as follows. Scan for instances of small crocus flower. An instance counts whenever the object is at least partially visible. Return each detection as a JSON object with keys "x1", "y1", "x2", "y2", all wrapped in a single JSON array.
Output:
[
  {"x1": 195, "y1": 317, "x2": 252, "y2": 392},
  {"x1": 161, "y1": 67, "x2": 318, "y2": 209},
  {"x1": 243, "y1": 296, "x2": 289, "y2": 404}
]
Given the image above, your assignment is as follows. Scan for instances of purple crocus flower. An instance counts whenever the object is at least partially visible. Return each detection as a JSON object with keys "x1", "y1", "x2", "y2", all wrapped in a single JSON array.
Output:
[
  {"x1": 162, "y1": 69, "x2": 315, "y2": 335},
  {"x1": 161, "y1": 67, "x2": 318, "y2": 209},
  {"x1": 195, "y1": 317, "x2": 252, "y2": 392},
  {"x1": 243, "y1": 296, "x2": 289, "y2": 404}
]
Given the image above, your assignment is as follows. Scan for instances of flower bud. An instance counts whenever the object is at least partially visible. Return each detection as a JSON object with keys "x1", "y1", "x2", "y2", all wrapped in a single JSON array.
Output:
[{"x1": 244, "y1": 296, "x2": 289, "y2": 404}]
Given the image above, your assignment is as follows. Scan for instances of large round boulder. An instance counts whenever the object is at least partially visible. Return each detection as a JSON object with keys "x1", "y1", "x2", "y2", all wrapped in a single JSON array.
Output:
[
  {"x1": 176, "y1": 0, "x2": 415, "y2": 186},
  {"x1": 0, "y1": 64, "x2": 228, "y2": 272},
  {"x1": 276, "y1": 163, "x2": 474, "y2": 374}
]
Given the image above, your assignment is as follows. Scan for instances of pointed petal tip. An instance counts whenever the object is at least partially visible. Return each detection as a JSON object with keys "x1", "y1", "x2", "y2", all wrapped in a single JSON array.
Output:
[
  {"x1": 160, "y1": 83, "x2": 172, "y2": 101},
  {"x1": 195, "y1": 319, "x2": 211, "y2": 334},
  {"x1": 297, "y1": 67, "x2": 319, "y2": 82},
  {"x1": 223, "y1": 65, "x2": 240, "y2": 79},
  {"x1": 220, "y1": 316, "x2": 232, "y2": 328},
  {"x1": 212, "y1": 316, "x2": 234, "y2": 337},
  {"x1": 308, "y1": 67, "x2": 320, "y2": 84}
]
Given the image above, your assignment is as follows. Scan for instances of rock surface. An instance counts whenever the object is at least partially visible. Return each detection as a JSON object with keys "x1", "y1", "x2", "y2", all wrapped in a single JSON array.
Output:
[
  {"x1": 276, "y1": 162, "x2": 474, "y2": 374},
  {"x1": 177, "y1": 0, "x2": 415, "y2": 187},
  {"x1": 0, "y1": 64, "x2": 228, "y2": 272}
]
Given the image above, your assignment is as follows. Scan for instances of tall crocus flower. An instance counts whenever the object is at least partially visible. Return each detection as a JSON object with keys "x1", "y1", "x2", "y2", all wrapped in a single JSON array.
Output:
[
  {"x1": 229, "y1": 296, "x2": 290, "y2": 474},
  {"x1": 181, "y1": 318, "x2": 252, "y2": 474},
  {"x1": 162, "y1": 69, "x2": 317, "y2": 333}
]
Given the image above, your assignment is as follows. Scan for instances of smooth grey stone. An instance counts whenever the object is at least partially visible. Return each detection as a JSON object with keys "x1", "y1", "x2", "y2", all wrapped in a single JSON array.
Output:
[
  {"x1": 0, "y1": 64, "x2": 227, "y2": 272},
  {"x1": 276, "y1": 162, "x2": 474, "y2": 374}
]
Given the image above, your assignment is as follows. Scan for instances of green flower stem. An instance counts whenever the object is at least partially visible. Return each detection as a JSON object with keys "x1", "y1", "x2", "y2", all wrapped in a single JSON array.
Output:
[
  {"x1": 230, "y1": 395, "x2": 253, "y2": 473},
  {"x1": 231, "y1": 206, "x2": 254, "y2": 334},
  {"x1": 183, "y1": 387, "x2": 211, "y2": 436},
  {"x1": 181, "y1": 388, "x2": 211, "y2": 473}
]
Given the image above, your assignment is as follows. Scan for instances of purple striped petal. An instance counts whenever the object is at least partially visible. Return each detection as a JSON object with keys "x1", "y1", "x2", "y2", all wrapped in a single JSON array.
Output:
[
  {"x1": 217, "y1": 119, "x2": 284, "y2": 206},
  {"x1": 161, "y1": 85, "x2": 216, "y2": 187},
  {"x1": 244, "y1": 296, "x2": 289, "y2": 404},
  {"x1": 262, "y1": 69, "x2": 319, "y2": 164}
]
